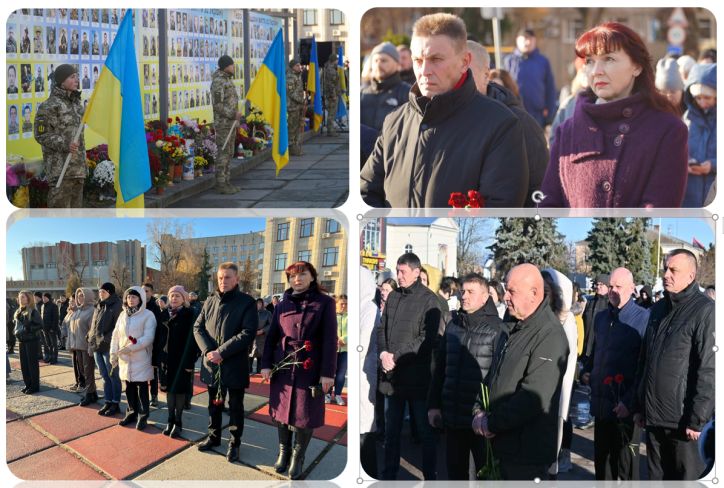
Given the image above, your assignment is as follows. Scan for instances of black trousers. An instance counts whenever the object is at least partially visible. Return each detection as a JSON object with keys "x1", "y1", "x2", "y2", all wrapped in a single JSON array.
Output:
[
  {"x1": 360, "y1": 432, "x2": 379, "y2": 479},
  {"x1": 208, "y1": 385, "x2": 245, "y2": 446},
  {"x1": 167, "y1": 392, "x2": 186, "y2": 423},
  {"x1": 19, "y1": 340, "x2": 40, "y2": 391},
  {"x1": 125, "y1": 380, "x2": 150, "y2": 417},
  {"x1": 6, "y1": 323, "x2": 16, "y2": 352},
  {"x1": 647, "y1": 426, "x2": 705, "y2": 480},
  {"x1": 41, "y1": 327, "x2": 58, "y2": 361},
  {"x1": 594, "y1": 417, "x2": 640, "y2": 480},
  {"x1": 499, "y1": 459, "x2": 548, "y2": 481},
  {"x1": 445, "y1": 427, "x2": 485, "y2": 480}
]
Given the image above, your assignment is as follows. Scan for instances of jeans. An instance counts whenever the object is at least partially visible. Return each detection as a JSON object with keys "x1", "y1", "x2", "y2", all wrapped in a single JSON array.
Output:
[
  {"x1": 334, "y1": 351, "x2": 347, "y2": 397},
  {"x1": 382, "y1": 394, "x2": 437, "y2": 480},
  {"x1": 94, "y1": 351, "x2": 122, "y2": 403}
]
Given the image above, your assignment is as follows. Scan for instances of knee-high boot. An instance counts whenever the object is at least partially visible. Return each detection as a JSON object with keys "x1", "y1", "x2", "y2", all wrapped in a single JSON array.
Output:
[
  {"x1": 274, "y1": 423, "x2": 293, "y2": 473},
  {"x1": 288, "y1": 428, "x2": 313, "y2": 480}
]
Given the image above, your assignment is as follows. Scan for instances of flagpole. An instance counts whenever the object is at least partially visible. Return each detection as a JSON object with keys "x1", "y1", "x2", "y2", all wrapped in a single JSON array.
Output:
[
  {"x1": 55, "y1": 123, "x2": 85, "y2": 188},
  {"x1": 221, "y1": 120, "x2": 238, "y2": 152}
]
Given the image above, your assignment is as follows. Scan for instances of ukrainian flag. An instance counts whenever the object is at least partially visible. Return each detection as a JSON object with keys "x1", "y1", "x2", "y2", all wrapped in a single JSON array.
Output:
[
  {"x1": 336, "y1": 45, "x2": 348, "y2": 119},
  {"x1": 307, "y1": 37, "x2": 324, "y2": 132},
  {"x1": 83, "y1": 10, "x2": 150, "y2": 208},
  {"x1": 246, "y1": 28, "x2": 289, "y2": 175}
]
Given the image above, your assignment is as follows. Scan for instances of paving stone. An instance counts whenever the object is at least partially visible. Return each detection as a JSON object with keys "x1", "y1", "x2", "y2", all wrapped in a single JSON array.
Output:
[
  {"x1": 6, "y1": 409, "x2": 20, "y2": 422},
  {"x1": 66, "y1": 424, "x2": 189, "y2": 479},
  {"x1": 190, "y1": 391, "x2": 267, "y2": 416},
  {"x1": 6, "y1": 387, "x2": 80, "y2": 418},
  {"x1": 148, "y1": 402, "x2": 227, "y2": 443},
  {"x1": 306, "y1": 443, "x2": 347, "y2": 480},
  {"x1": 6, "y1": 420, "x2": 56, "y2": 462},
  {"x1": 248, "y1": 404, "x2": 346, "y2": 444},
  {"x1": 134, "y1": 443, "x2": 276, "y2": 480},
  {"x1": 41, "y1": 371, "x2": 83, "y2": 389},
  {"x1": 8, "y1": 445, "x2": 107, "y2": 480},
  {"x1": 29, "y1": 404, "x2": 119, "y2": 443}
]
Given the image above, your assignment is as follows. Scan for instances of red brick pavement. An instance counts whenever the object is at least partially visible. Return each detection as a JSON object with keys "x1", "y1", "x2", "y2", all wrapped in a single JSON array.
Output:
[
  {"x1": 28, "y1": 404, "x2": 120, "y2": 443},
  {"x1": 8, "y1": 445, "x2": 107, "y2": 480},
  {"x1": 6, "y1": 420, "x2": 56, "y2": 462}
]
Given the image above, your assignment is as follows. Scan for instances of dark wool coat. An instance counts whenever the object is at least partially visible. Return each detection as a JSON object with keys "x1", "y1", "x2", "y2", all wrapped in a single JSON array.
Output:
[
  {"x1": 14, "y1": 306, "x2": 43, "y2": 342},
  {"x1": 88, "y1": 293, "x2": 122, "y2": 354},
  {"x1": 361, "y1": 69, "x2": 528, "y2": 208},
  {"x1": 261, "y1": 286, "x2": 338, "y2": 429},
  {"x1": 541, "y1": 90, "x2": 688, "y2": 207},
  {"x1": 162, "y1": 307, "x2": 200, "y2": 395},
  {"x1": 194, "y1": 286, "x2": 257, "y2": 390}
]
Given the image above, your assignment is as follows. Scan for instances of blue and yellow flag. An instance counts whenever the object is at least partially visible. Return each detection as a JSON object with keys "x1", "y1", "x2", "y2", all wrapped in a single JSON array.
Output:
[
  {"x1": 307, "y1": 37, "x2": 324, "y2": 132},
  {"x1": 83, "y1": 10, "x2": 150, "y2": 208},
  {"x1": 246, "y1": 28, "x2": 289, "y2": 175},
  {"x1": 336, "y1": 45, "x2": 348, "y2": 119}
]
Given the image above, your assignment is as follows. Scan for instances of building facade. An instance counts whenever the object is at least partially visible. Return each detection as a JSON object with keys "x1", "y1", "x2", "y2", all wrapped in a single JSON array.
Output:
[
  {"x1": 296, "y1": 9, "x2": 348, "y2": 49},
  {"x1": 385, "y1": 218, "x2": 459, "y2": 278}
]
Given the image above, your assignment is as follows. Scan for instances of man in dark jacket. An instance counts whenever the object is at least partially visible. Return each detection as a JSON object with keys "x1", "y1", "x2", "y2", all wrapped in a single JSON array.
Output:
[
  {"x1": 428, "y1": 274, "x2": 504, "y2": 479},
  {"x1": 361, "y1": 41, "x2": 411, "y2": 132},
  {"x1": 581, "y1": 268, "x2": 649, "y2": 480},
  {"x1": 581, "y1": 274, "x2": 609, "y2": 362},
  {"x1": 472, "y1": 263, "x2": 568, "y2": 480},
  {"x1": 503, "y1": 29, "x2": 557, "y2": 127},
  {"x1": 468, "y1": 40, "x2": 548, "y2": 207},
  {"x1": 188, "y1": 292, "x2": 202, "y2": 320},
  {"x1": 33, "y1": 292, "x2": 45, "y2": 360},
  {"x1": 40, "y1": 292, "x2": 59, "y2": 363},
  {"x1": 377, "y1": 252, "x2": 441, "y2": 480},
  {"x1": 633, "y1": 249, "x2": 714, "y2": 480},
  {"x1": 143, "y1": 282, "x2": 163, "y2": 406},
  {"x1": 360, "y1": 13, "x2": 528, "y2": 208},
  {"x1": 194, "y1": 262, "x2": 258, "y2": 463},
  {"x1": 88, "y1": 282, "x2": 123, "y2": 414}
]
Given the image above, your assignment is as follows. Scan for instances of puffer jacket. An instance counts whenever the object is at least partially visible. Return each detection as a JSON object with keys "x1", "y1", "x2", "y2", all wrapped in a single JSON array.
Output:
[
  {"x1": 88, "y1": 293, "x2": 122, "y2": 353},
  {"x1": 361, "y1": 69, "x2": 528, "y2": 208},
  {"x1": 377, "y1": 278, "x2": 442, "y2": 399},
  {"x1": 428, "y1": 297, "x2": 504, "y2": 429},
  {"x1": 634, "y1": 281, "x2": 714, "y2": 431},
  {"x1": 110, "y1": 286, "x2": 157, "y2": 382},
  {"x1": 14, "y1": 306, "x2": 43, "y2": 342},
  {"x1": 682, "y1": 63, "x2": 717, "y2": 207},
  {"x1": 66, "y1": 288, "x2": 95, "y2": 352}
]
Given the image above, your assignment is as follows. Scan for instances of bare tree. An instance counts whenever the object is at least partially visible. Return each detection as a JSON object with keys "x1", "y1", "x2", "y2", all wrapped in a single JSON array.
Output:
[
  {"x1": 146, "y1": 220, "x2": 197, "y2": 291},
  {"x1": 110, "y1": 262, "x2": 131, "y2": 292},
  {"x1": 454, "y1": 218, "x2": 494, "y2": 275},
  {"x1": 238, "y1": 257, "x2": 257, "y2": 294}
]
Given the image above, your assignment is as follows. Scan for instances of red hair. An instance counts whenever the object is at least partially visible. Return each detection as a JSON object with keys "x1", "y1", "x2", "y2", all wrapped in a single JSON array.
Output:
[
  {"x1": 285, "y1": 261, "x2": 326, "y2": 292},
  {"x1": 575, "y1": 22, "x2": 677, "y2": 115}
]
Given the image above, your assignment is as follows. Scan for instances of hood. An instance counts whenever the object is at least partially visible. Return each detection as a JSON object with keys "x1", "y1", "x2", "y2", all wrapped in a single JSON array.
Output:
[
  {"x1": 75, "y1": 287, "x2": 95, "y2": 308},
  {"x1": 122, "y1": 285, "x2": 147, "y2": 313},
  {"x1": 486, "y1": 81, "x2": 523, "y2": 110},
  {"x1": 360, "y1": 266, "x2": 377, "y2": 305},
  {"x1": 684, "y1": 63, "x2": 717, "y2": 109},
  {"x1": 542, "y1": 268, "x2": 573, "y2": 316}
]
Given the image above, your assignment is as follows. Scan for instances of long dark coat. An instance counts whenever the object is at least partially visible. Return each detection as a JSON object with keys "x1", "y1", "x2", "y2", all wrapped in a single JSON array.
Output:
[
  {"x1": 162, "y1": 307, "x2": 200, "y2": 394},
  {"x1": 261, "y1": 286, "x2": 337, "y2": 429}
]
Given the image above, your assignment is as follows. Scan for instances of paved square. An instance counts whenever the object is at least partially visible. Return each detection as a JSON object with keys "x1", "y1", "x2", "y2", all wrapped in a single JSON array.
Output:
[
  {"x1": 6, "y1": 420, "x2": 56, "y2": 462},
  {"x1": 29, "y1": 404, "x2": 119, "y2": 443},
  {"x1": 8, "y1": 446, "x2": 106, "y2": 480}
]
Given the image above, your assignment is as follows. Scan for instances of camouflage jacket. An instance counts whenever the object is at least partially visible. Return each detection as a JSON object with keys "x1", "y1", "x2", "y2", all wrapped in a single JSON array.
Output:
[
  {"x1": 322, "y1": 61, "x2": 340, "y2": 99},
  {"x1": 286, "y1": 67, "x2": 305, "y2": 109},
  {"x1": 34, "y1": 86, "x2": 86, "y2": 183},
  {"x1": 211, "y1": 69, "x2": 238, "y2": 124}
]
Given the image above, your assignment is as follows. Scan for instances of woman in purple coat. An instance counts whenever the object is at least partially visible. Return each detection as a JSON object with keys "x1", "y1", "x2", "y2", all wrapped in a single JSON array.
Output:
[
  {"x1": 541, "y1": 22, "x2": 688, "y2": 208},
  {"x1": 261, "y1": 261, "x2": 337, "y2": 480}
]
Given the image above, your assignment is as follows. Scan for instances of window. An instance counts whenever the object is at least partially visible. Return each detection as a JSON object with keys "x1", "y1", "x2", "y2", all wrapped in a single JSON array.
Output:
[
  {"x1": 363, "y1": 221, "x2": 380, "y2": 251},
  {"x1": 276, "y1": 222, "x2": 289, "y2": 241},
  {"x1": 273, "y1": 282, "x2": 286, "y2": 294},
  {"x1": 232, "y1": 245, "x2": 237, "y2": 252},
  {"x1": 299, "y1": 218, "x2": 314, "y2": 238},
  {"x1": 405, "y1": 244, "x2": 413, "y2": 254},
  {"x1": 323, "y1": 247, "x2": 338, "y2": 267},
  {"x1": 563, "y1": 18, "x2": 584, "y2": 43},
  {"x1": 275, "y1": 253, "x2": 287, "y2": 271},
  {"x1": 223, "y1": 246, "x2": 228, "y2": 252},
  {"x1": 321, "y1": 280, "x2": 335, "y2": 292},
  {"x1": 699, "y1": 18, "x2": 713, "y2": 39},
  {"x1": 325, "y1": 219, "x2": 341, "y2": 234},
  {"x1": 298, "y1": 250, "x2": 312, "y2": 262},
  {"x1": 329, "y1": 10, "x2": 344, "y2": 26},
  {"x1": 213, "y1": 246, "x2": 218, "y2": 252},
  {"x1": 303, "y1": 9, "x2": 317, "y2": 26}
]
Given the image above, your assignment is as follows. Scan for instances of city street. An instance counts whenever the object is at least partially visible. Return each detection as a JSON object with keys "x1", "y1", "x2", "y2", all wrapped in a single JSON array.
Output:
[{"x1": 6, "y1": 350, "x2": 346, "y2": 481}]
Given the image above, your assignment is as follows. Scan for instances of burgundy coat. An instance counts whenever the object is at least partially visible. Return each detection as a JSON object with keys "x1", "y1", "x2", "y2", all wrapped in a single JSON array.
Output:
[
  {"x1": 261, "y1": 286, "x2": 337, "y2": 429},
  {"x1": 540, "y1": 91, "x2": 688, "y2": 207}
]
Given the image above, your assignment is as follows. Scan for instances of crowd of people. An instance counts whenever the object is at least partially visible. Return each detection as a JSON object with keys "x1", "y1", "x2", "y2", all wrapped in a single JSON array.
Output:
[
  {"x1": 7, "y1": 260, "x2": 348, "y2": 479},
  {"x1": 360, "y1": 12, "x2": 717, "y2": 208},
  {"x1": 359, "y1": 249, "x2": 714, "y2": 481}
]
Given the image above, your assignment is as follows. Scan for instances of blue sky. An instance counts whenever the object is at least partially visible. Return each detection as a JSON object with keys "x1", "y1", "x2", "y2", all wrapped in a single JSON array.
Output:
[
  {"x1": 554, "y1": 217, "x2": 714, "y2": 247},
  {"x1": 6, "y1": 217, "x2": 266, "y2": 279}
]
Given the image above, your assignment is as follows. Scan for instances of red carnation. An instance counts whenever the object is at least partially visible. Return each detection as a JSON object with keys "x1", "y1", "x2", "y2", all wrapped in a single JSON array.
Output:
[
  {"x1": 167, "y1": 118, "x2": 173, "y2": 124},
  {"x1": 175, "y1": 116, "x2": 180, "y2": 122},
  {"x1": 303, "y1": 358, "x2": 313, "y2": 370},
  {"x1": 614, "y1": 373, "x2": 624, "y2": 384},
  {"x1": 155, "y1": 129, "x2": 163, "y2": 138},
  {"x1": 448, "y1": 192, "x2": 468, "y2": 208},
  {"x1": 304, "y1": 340, "x2": 312, "y2": 352},
  {"x1": 603, "y1": 375, "x2": 613, "y2": 386},
  {"x1": 212, "y1": 398, "x2": 223, "y2": 406},
  {"x1": 467, "y1": 190, "x2": 484, "y2": 208},
  {"x1": 128, "y1": 336, "x2": 137, "y2": 345},
  {"x1": 180, "y1": 120, "x2": 186, "y2": 126}
]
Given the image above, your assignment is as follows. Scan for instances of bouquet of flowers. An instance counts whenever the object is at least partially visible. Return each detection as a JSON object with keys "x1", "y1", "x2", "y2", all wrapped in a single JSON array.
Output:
[
  {"x1": 93, "y1": 160, "x2": 114, "y2": 188},
  {"x1": 262, "y1": 340, "x2": 314, "y2": 383},
  {"x1": 449, "y1": 190, "x2": 485, "y2": 208},
  {"x1": 193, "y1": 155, "x2": 208, "y2": 170}
]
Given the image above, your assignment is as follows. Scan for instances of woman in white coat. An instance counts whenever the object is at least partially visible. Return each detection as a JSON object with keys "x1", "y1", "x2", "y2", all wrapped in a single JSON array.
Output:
[
  {"x1": 111, "y1": 286, "x2": 157, "y2": 431},
  {"x1": 542, "y1": 269, "x2": 578, "y2": 477}
]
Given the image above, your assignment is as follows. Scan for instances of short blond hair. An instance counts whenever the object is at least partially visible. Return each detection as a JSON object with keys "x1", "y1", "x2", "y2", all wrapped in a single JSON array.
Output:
[
  {"x1": 218, "y1": 262, "x2": 238, "y2": 274},
  {"x1": 412, "y1": 13, "x2": 467, "y2": 52}
]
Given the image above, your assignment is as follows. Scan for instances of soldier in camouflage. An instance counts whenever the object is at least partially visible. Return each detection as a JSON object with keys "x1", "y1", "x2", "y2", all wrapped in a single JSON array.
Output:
[
  {"x1": 211, "y1": 55, "x2": 242, "y2": 194},
  {"x1": 34, "y1": 64, "x2": 86, "y2": 208},
  {"x1": 322, "y1": 53, "x2": 341, "y2": 136},
  {"x1": 286, "y1": 58, "x2": 305, "y2": 156}
]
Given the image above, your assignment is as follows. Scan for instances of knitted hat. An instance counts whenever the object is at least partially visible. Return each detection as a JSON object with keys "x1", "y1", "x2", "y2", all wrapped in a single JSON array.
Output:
[
  {"x1": 594, "y1": 274, "x2": 610, "y2": 286},
  {"x1": 371, "y1": 41, "x2": 399, "y2": 63},
  {"x1": 689, "y1": 82, "x2": 717, "y2": 98},
  {"x1": 289, "y1": 57, "x2": 300, "y2": 68},
  {"x1": 100, "y1": 282, "x2": 116, "y2": 295},
  {"x1": 167, "y1": 285, "x2": 189, "y2": 303},
  {"x1": 218, "y1": 54, "x2": 234, "y2": 70},
  {"x1": 655, "y1": 57, "x2": 684, "y2": 92},
  {"x1": 54, "y1": 63, "x2": 76, "y2": 85}
]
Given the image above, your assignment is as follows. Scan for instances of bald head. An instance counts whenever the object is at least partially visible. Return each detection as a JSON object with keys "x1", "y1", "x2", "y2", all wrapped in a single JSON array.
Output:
[
  {"x1": 504, "y1": 264, "x2": 544, "y2": 320},
  {"x1": 467, "y1": 40, "x2": 491, "y2": 94},
  {"x1": 608, "y1": 267, "x2": 635, "y2": 309}
]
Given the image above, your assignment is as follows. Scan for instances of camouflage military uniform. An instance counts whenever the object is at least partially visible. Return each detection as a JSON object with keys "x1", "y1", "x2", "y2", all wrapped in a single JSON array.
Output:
[
  {"x1": 322, "y1": 59, "x2": 340, "y2": 136},
  {"x1": 210, "y1": 68, "x2": 239, "y2": 192},
  {"x1": 286, "y1": 66, "x2": 305, "y2": 156},
  {"x1": 34, "y1": 85, "x2": 86, "y2": 208}
]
